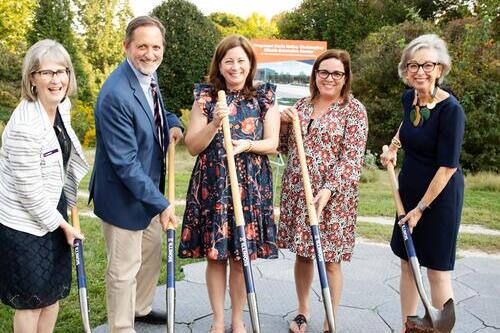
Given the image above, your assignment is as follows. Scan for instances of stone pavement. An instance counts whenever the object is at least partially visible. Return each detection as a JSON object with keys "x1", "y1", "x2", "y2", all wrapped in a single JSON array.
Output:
[{"x1": 93, "y1": 241, "x2": 500, "y2": 333}]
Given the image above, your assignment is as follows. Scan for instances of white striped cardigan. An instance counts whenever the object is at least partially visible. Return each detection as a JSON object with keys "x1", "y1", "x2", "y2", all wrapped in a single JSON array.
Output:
[{"x1": 0, "y1": 98, "x2": 88, "y2": 236}]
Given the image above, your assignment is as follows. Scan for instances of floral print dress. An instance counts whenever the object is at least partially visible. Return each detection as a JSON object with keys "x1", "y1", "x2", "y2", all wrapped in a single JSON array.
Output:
[
  {"x1": 178, "y1": 83, "x2": 278, "y2": 261},
  {"x1": 277, "y1": 96, "x2": 368, "y2": 262}
]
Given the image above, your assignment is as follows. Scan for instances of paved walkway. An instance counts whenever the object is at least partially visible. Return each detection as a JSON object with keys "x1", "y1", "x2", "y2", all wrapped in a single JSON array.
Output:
[{"x1": 93, "y1": 240, "x2": 500, "y2": 333}]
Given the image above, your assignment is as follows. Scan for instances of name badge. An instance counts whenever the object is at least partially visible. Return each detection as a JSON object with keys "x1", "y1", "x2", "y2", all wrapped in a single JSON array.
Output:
[{"x1": 41, "y1": 148, "x2": 60, "y2": 165}]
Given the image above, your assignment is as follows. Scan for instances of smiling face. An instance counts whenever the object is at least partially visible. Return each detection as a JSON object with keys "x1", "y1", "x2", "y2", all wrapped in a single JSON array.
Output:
[
  {"x1": 31, "y1": 60, "x2": 69, "y2": 111},
  {"x1": 219, "y1": 46, "x2": 250, "y2": 91},
  {"x1": 125, "y1": 25, "x2": 164, "y2": 75},
  {"x1": 315, "y1": 57, "x2": 346, "y2": 100},
  {"x1": 406, "y1": 47, "x2": 443, "y2": 93}
]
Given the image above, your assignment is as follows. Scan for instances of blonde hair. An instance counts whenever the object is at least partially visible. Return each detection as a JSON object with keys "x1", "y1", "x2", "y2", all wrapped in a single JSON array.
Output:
[{"x1": 21, "y1": 39, "x2": 77, "y2": 101}]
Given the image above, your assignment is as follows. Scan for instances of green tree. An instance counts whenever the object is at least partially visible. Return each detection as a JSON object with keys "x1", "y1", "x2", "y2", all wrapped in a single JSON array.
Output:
[
  {"x1": 27, "y1": 0, "x2": 95, "y2": 102},
  {"x1": 277, "y1": 0, "x2": 410, "y2": 52},
  {"x1": 209, "y1": 12, "x2": 278, "y2": 38},
  {"x1": 152, "y1": 0, "x2": 220, "y2": 114},
  {"x1": 0, "y1": 0, "x2": 35, "y2": 52},
  {"x1": 442, "y1": 17, "x2": 499, "y2": 172},
  {"x1": 0, "y1": 0, "x2": 35, "y2": 108},
  {"x1": 76, "y1": 0, "x2": 132, "y2": 88},
  {"x1": 209, "y1": 12, "x2": 245, "y2": 36}
]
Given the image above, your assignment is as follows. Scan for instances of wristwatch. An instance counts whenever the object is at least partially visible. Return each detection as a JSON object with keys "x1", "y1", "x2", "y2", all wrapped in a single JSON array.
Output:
[{"x1": 416, "y1": 200, "x2": 429, "y2": 213}]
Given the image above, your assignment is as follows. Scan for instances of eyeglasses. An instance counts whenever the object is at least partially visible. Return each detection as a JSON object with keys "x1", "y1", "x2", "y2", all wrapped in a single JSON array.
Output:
[
  {"x1": 406, "y1": 62, "x2": 439, "y2": 73},
  {"x1": 32, "y1": 69, "x2": 70, "y2": 80},
  {"x1": 316, "y1": 69, "x2": 345, "y2": 80}
]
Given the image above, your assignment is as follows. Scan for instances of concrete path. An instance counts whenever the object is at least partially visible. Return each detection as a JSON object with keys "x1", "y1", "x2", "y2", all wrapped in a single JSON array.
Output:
[{"x1": 93, "y1": 240, "x2": 500, "y2": 333}]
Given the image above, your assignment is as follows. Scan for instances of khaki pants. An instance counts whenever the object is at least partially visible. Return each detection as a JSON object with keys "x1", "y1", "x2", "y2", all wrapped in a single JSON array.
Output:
[{"x1": 102, "y1": 217, "x2": 162, "y2": 333}]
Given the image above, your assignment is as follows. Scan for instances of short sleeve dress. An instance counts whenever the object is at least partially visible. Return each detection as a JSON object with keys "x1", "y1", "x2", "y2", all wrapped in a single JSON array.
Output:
[
  {"x1": 277, "y1": 96, "x2": 368, "y2": 262},
  {"x1": 178, "y1": 83, "x2": 278, "y2": 261},
  {"x1": 390, "y1": 89, "x2": 465, "y2": 271}
]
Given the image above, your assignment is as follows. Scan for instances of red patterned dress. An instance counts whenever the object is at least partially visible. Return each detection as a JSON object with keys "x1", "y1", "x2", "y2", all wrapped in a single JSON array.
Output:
[{"x1": 277, "y1": 96, "x2": 368, "y2": 262}]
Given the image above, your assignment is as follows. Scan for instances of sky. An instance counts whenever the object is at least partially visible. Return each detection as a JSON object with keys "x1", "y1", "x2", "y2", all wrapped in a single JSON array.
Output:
[{"x1": 130, "y1": 0, "x2": 303, "y2": 20}]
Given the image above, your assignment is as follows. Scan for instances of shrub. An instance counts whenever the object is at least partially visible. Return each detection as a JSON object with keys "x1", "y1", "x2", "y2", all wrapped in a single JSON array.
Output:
[{"x1": 152, "y1": 0, "x2": 220, "y2": 115}]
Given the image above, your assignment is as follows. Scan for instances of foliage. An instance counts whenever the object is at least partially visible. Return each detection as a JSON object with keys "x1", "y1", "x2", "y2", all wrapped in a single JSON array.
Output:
[
  {"x1": 0, "y1": 0, "x2": 35, "y2": 52},
  {"x1": 443, "y1": 17, "x2": 499, "y2": 172},
  {"x1": 152, "y1": 0, "x2": 220, "y2": 114},
  {"x1": 276, "y1": 0, "x2": 411, "y2": 53},
  {"x1": 209, "y1": 12, "x2": 278, "y2": 38},
  {"x1": 465, "y1": 172, "x2": 500, "y2": 192},
  {"x1": 27, "y1": 0, "x2": 95, "y2": 102},
  {"x1": 352, "y1": 21, "x2": 439, "y2": 154},
  {"x1": 0, "y1": 80, "x2": 20, "y2": 109},
  {"x1": 71, "y1": 99, "x2": 95, "y2": 146},
  {"x1": 179, "y1": 108, "x2": 191, "y2": 129},
  {"x1": 209, "y1": 12, "x2": 245, "y2": 36},
  {"x1": 75, "y1": 0, "x2": 132, "y2": 89}
]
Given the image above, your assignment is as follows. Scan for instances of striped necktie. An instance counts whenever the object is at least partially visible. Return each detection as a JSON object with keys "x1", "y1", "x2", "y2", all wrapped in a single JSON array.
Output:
[{"x1": 150, "y1": 79, "x2": 164, "y2": 149}]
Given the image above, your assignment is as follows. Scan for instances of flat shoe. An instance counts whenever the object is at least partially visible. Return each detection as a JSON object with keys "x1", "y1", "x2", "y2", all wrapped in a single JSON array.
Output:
[{"x1": 289, "y1": 314, "x2": 308, "y2": 333}]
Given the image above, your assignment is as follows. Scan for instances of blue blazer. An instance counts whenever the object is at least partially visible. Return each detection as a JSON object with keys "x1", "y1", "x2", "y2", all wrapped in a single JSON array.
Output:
[{"x1": 89, "y1": 60, "x2": 182, "y2": 230}]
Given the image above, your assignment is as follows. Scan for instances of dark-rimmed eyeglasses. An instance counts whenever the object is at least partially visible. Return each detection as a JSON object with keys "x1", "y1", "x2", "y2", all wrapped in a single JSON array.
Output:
[
  {"x1": 32, "y1": 69, "x2": 70, "y2": 80},
  {"x1": 406, "y1": 62, "x2": 439, "y2": 73},
  {"x1": 316, "y1": 69, "x2": 345, "y2": 80}
]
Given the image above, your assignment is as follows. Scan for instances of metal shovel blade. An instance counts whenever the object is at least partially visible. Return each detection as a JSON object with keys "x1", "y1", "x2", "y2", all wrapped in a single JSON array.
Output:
[{"x1": 407, "y1": 297, "x2": 455, "y2": 333}]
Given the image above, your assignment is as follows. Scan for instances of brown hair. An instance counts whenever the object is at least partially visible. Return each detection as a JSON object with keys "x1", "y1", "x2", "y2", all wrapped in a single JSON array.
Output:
[
  {"x1": 124, "y1": 16, "x2": 166, "y2": 46},
  {"x1": 207, "y1": 35, "x2": 257, "y2": 99},
  {"x1": 309, "y1": 49, "x2": 352, "y2": 104}
]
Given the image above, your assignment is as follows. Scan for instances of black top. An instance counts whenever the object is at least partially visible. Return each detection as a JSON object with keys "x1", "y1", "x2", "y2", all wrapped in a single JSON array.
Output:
[{"x1": 53, "y1": 109, "x2": 72, "y2": 221}]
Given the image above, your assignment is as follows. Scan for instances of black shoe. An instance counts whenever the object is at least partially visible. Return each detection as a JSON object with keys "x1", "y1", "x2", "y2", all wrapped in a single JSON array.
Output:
[{"x1": 135, "y1": 310, "x2": 167, "y2": 325}]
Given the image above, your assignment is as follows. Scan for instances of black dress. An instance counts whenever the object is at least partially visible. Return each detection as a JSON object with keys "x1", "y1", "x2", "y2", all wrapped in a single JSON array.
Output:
[
  {"x1": 0, "y1": 110, "x2": 72, "y2": 309},
  {"x1": 390, "y1": 89, "x2": 465, "y2": 271}
]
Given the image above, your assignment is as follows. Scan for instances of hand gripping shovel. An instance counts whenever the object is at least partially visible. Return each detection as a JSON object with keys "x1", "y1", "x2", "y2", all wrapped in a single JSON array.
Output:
[
  {"x1": 219, "y1": 90, "x2": 261, "y2": 333},
  {"x1": 70, "y1": 207, "x2": 91, "y2": 333},
  {"x1": 166, "y1": 143, "x2": 176, "y2": 333},
  {"x1": 292, "y1": 115, "x2": 336, "y2": 333},
  {"x1": 383, "y1": 146, "x2": 455, "y2": 333}
]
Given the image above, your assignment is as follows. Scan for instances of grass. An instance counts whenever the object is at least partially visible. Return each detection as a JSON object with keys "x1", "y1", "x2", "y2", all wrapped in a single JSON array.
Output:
[
  {"x1": 356, "y1": 221, "x2": 500, "y2": 254},
  {"x1": 1, "y1": 144, "x2": 499, "y2": 331}
]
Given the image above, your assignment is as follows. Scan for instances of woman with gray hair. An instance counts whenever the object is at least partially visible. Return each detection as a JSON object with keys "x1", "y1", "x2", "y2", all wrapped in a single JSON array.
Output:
[
  {"x1": 380, "y1": 34, "x2": 465, "y2": 329},
  {"x1": 0, "y1": 39, "x2": 88, "y2": 332}
]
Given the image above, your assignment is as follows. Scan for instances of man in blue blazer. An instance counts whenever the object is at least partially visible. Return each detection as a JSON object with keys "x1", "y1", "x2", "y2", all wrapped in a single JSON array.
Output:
[{"x1": 89, "y1": 16, "x2": 182, "y2": 332}]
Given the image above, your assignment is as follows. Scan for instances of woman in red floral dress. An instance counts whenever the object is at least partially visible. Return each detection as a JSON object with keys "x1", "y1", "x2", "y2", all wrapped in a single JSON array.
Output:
[
  {"x1": 178, "y1": 35, "x2": 280, "y2": 333},
  {"x1": 277, "y1": 49, "x2": 368, "y2": 333}
]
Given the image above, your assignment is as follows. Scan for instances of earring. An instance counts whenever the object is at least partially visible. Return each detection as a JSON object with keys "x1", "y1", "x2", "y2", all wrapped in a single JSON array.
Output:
[{"x1": 30, "y1": 85, "x2": 37, "y2": 95}]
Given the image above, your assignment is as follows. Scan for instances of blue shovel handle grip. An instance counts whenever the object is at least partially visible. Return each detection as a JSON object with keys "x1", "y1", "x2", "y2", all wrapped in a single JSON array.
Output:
[{"x1": 74, "y1": 239, "x2": 87, "y2": 288}]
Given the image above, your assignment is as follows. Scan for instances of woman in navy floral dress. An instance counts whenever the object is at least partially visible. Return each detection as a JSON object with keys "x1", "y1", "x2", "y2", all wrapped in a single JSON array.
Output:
[{"x1": 178, "y1": 35, "x2": 279, "y2": 333}]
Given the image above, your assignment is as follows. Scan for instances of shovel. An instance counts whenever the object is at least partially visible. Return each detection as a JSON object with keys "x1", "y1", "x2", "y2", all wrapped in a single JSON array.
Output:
[
  {"x1": 219, "y1": 90, "x2": 261, "y2": 333},
  {"x1": 166, "y1": 143, "x2": 176, "y2": 333},
  {"x1": 292, "y1": 114, "x2": 336, "y2": 333},
  {"x1": 383, "y1": 146, "x2": 455, "y2": 333},
  {"x1": 70, "y1": 207, "x2": 91, "y2": 333}
]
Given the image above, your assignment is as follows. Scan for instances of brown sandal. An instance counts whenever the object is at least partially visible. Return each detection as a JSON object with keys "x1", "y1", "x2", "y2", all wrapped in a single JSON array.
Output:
[{"x1": 289, "y1": 314, "x2": 308, "y2": 333}]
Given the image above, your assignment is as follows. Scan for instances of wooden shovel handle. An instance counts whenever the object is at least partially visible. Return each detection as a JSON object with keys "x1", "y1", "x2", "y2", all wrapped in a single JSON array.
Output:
[
  {"x1": 292, "y1": 115, "x2": 319, "y2": 226},
  {"x1": 218, "y1": 90, "x2": 245, "y2": 227},
  {"x1": 71, "y1": 207, "x2": 81, "y2": 232},
  {"x1": 382, "y1": 145, "x2": 405, "y2": 216}
]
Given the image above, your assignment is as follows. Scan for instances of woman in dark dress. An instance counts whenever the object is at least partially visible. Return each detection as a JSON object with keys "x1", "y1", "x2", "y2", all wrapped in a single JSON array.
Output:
[
  {"x1": 381, "y1": 34, "x2": 465, "y2": 330},
  {"x1": 0, "y1": 40, "x2": 88, "y2": 332},
  {"x1": 178, "y1": 35, "x2": 279, "y2": 333}
]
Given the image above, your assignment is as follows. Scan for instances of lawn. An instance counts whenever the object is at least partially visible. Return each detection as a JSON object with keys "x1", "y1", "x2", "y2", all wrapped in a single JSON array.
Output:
[{"x1": 0, "y1": 144, "x2": 498, "y2": 332}]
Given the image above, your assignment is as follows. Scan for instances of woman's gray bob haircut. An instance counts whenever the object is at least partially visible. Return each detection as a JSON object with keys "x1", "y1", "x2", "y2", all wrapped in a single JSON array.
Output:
[{"x1": 398, "y1": 34, "x2": 451, "y2": 85}]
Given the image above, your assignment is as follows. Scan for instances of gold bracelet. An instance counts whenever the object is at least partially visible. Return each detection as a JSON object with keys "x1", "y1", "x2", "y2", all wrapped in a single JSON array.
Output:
[
  {"x1": 390, "y1": 137, "x2": 402, "y2": 150},
  {"x1": 246, "y1": 140, "x2": 253, "y2": 152}
]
